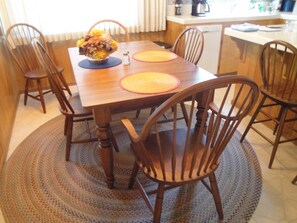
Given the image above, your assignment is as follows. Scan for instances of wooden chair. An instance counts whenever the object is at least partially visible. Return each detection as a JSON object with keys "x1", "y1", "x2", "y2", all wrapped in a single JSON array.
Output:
[
  {"x1": 32, "y1": 38, "x2": 119, "y2": 161},
  {"x1": 5, "y1": 23, "x2": 71, "y2": 113},
  {"x1": 121, "y1": 75, "x2": 259, "y2": 223},
  {"x1": 135, "y1": 26, "x2": 204, "y2": 120},
  {"x1": 240, "y1": 40, "x2": 297, "y2": 169},
  {"x1": 88, "y1": 19, "x2": 129, "y2": 42},
  {"x1": 171, "y1": 26, "x2": 204, "y2": 66}
]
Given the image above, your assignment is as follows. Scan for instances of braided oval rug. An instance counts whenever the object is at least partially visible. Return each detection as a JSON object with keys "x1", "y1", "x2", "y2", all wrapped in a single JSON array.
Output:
[{"x1": 0, "y1": 112, "x2": 262, "y2": 223}]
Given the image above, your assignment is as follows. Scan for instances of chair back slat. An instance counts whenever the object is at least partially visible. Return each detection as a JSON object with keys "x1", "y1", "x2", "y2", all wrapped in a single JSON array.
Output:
[
  {"x1": 88, "y1": 19, "x2": 129, "y2": 42},
  {"x1": 31, "y1": 39, "x2": 74, "y2": 114},
  {"x1": 131, "y1": 76, "x2": 259, "y2": 183},
  {"x1": 5, "y1": 23, "x2": 47, "y2": 74},
  {"x1": 154, "y1": 125, "x2": 167, "y2": 180},
  {"x1": 172, "y1": 26, "x2": 204, "y2": 65},
  {"x1": 190, "y1": 93, "x2": 212, "y2": 177},
  {"x1": 260, "y1": 40, "x2": 297, "y2": 104},
  {"x1": 180, "y1": 96, "x2": 198, "y2": 179},
  {"x1": 171, "y1": 104, "x2": 178, "y2": 180}
]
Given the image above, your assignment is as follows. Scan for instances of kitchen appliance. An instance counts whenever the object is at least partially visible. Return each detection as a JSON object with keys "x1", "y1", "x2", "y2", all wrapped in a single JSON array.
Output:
[
  {"x1": 280, "y1": 0, "x2": 295, "y2": 11},
  {"x1": 187, "y1": 25, "x2": 222, "y2": 74},
  {"x1": 175, "y1": 0, "x2": 182, "y2": 15},
  {"x1": 192, "y1": 0, "x2": 210, "y2": 16}
]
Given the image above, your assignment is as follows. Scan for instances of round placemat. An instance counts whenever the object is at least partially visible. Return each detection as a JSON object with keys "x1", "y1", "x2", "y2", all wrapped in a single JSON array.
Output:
[
  {"x1": 133, "y1": 50, "x2": 177, "y2": 62},
  {"x1": 78, "y1": 56, "x2": 122, "y2": 69},
  {"x1": 120, "y1": 72, "x2": 180, "y2": 94}
]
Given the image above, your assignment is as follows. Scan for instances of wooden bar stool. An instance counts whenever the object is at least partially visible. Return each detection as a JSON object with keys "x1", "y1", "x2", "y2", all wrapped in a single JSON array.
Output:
[{"x1": 240, "y1": 40, "x2": 297, "y2": 168}]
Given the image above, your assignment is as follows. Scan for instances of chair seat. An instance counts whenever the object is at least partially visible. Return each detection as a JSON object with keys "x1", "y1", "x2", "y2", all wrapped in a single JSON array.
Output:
[
  {"x1": 25, "y1": 66, "x2": 64, "y2": 79},
  {"x1": 60, "y1": 93, "x2": 92, "y2": 116},
  {"x1": 25, "y1": 69, "x2": 48, "y2": 79},
  {"x1": 261, "y1": 87, "x2": 297, "y2": 106},
  {"x1": 143, "y1": 128, "x2": 218, "y2": 183}
]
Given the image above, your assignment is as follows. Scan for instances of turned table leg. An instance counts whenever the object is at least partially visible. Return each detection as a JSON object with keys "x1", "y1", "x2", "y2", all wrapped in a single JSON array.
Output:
[
  {"x1": 93, "y1": 108, "x2": 115, "y2": 189},
  {"x1": 196, "y1": 90, "x2": 213, "y2": 129}
]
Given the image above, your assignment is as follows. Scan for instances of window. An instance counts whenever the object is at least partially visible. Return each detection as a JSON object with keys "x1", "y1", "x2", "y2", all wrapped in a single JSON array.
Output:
[{"x1": 4, "y1": 0, "x2": 166, "y2": 41}]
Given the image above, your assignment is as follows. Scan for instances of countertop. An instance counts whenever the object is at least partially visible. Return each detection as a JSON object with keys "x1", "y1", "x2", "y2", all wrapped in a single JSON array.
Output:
[
  {"x1": 167, "y1": 12, "x2": 297, "y2": 25},
  {"x1": 224, "y1": 26, "x2": 297, "y2": 48}
]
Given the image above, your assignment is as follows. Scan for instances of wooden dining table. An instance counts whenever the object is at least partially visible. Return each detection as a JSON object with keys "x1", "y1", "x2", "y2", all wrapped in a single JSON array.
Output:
[{"x1": 68, "y1": 40, "x2": 216, "y2": 189}]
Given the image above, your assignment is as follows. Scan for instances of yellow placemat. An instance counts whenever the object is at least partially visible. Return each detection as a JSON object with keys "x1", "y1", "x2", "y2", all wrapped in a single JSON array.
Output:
[
  {"x1": 133, "y1": 50, "x2": 178, "y2": 62},
  {"x1": 120, "y1": 72, "x2": 180, "y2": 94}
]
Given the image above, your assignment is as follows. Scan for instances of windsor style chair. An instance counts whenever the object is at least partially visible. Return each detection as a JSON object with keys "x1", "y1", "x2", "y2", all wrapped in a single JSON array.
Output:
[
  {"x1": 5, "y1": 23, "x2": 71, "y2": 113},
  {"x1": 135, "y1": 26, "x2": 204, "y2": 121},
  {"x1": 32, "y1": 39, "x2": 119, "y2": 161},
  {"x1": 88, "y1": 19, "x2": 129, "y2": 42},
  {"x1": 122, "y1": 75, "x2": 259, "y2": 222}
]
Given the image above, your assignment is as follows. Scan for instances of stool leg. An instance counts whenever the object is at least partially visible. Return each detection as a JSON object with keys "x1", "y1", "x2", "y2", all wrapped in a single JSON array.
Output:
[
  {"x1": 36, "y1": 79, "x2": 46, "y2": 113},
  {"x1": 24, "y1": 79, "x2": 30, "y2": 105},
  {"x1": 268, "y1": 107, "x2": 288, "y2": 169},
  {"x1": 240, "y1": 95, "x2": 266, "y2": 143},
  {"x1": 273, "y1": 107, "x2": 285, "y2": 135}
]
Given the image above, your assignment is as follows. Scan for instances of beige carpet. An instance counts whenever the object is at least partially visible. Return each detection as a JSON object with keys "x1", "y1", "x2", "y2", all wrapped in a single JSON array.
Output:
[{"x1": 0, "y1": 111, "x2": 262, "y2": 223}]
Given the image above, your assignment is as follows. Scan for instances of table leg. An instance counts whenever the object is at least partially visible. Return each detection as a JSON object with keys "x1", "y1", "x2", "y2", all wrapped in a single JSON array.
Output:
[
  {"x1": 196, "y1": 90, "x2": 213, "y2": 128},
  {"x1": 93, "y1": 108, "x2": 114, "y2": 189}
]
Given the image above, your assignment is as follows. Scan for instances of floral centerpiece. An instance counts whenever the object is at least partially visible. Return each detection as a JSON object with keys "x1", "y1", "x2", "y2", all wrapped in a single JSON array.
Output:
[{"x1": 77, "y1": 29, "x2": 118, "y2": 64}]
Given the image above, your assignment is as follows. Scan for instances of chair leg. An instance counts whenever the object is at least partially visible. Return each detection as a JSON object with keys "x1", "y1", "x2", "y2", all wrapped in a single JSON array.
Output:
[
  {"x1": 24, "y1": 79, "x2": 30, "y2": 105},
  {"x1": 240, "y1": 95, "x2": 266, "y2": 143},
  {"x1": 128, "y1": 161, "x2": 140, "y2": 189},
  {"x1": 180, "y1": 102, "x2": 189, "y2": 126},
  {"x1": 273, "y1": 106, "x2": 285, "y2": 135},
  {"x1": 292, "y1": 175, "x2": 297, "y2": 184},
  {"x1": 65, "y1": 117, "x2": 73, "y2": 161},
  {"x1": 209, "y1": 173, "x2": 223, "y2": 220},
  {"x1": 153, "y1": 183, "x2": 165, "y2": 223},
  {"x1": 36, "y1": 79, "x2": 46, "y2": 113},
  {"x1": 64, "y1": 117, "x2": 69, "y2": 136},
  {"x1": 135, "y1": 109, "x2": 141, "y2": 118},
  {"x1": 150, "y1": 107, "x2": 155, "y2": 115},
  {"x1": 269, "y1": 107, "x2": 288, "y2": 169}
]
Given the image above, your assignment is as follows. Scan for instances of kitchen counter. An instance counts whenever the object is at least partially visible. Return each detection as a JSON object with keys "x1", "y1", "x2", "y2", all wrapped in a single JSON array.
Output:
[
  {"x1": 165, "y1": 10, "x2": 296, "y2": 76},
  {"x1": 224, "y1": 27, "x2": 297, "y2": 47},
  {"x1": 167, "y1": 12, "x2": 297, "y2": 25}
]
